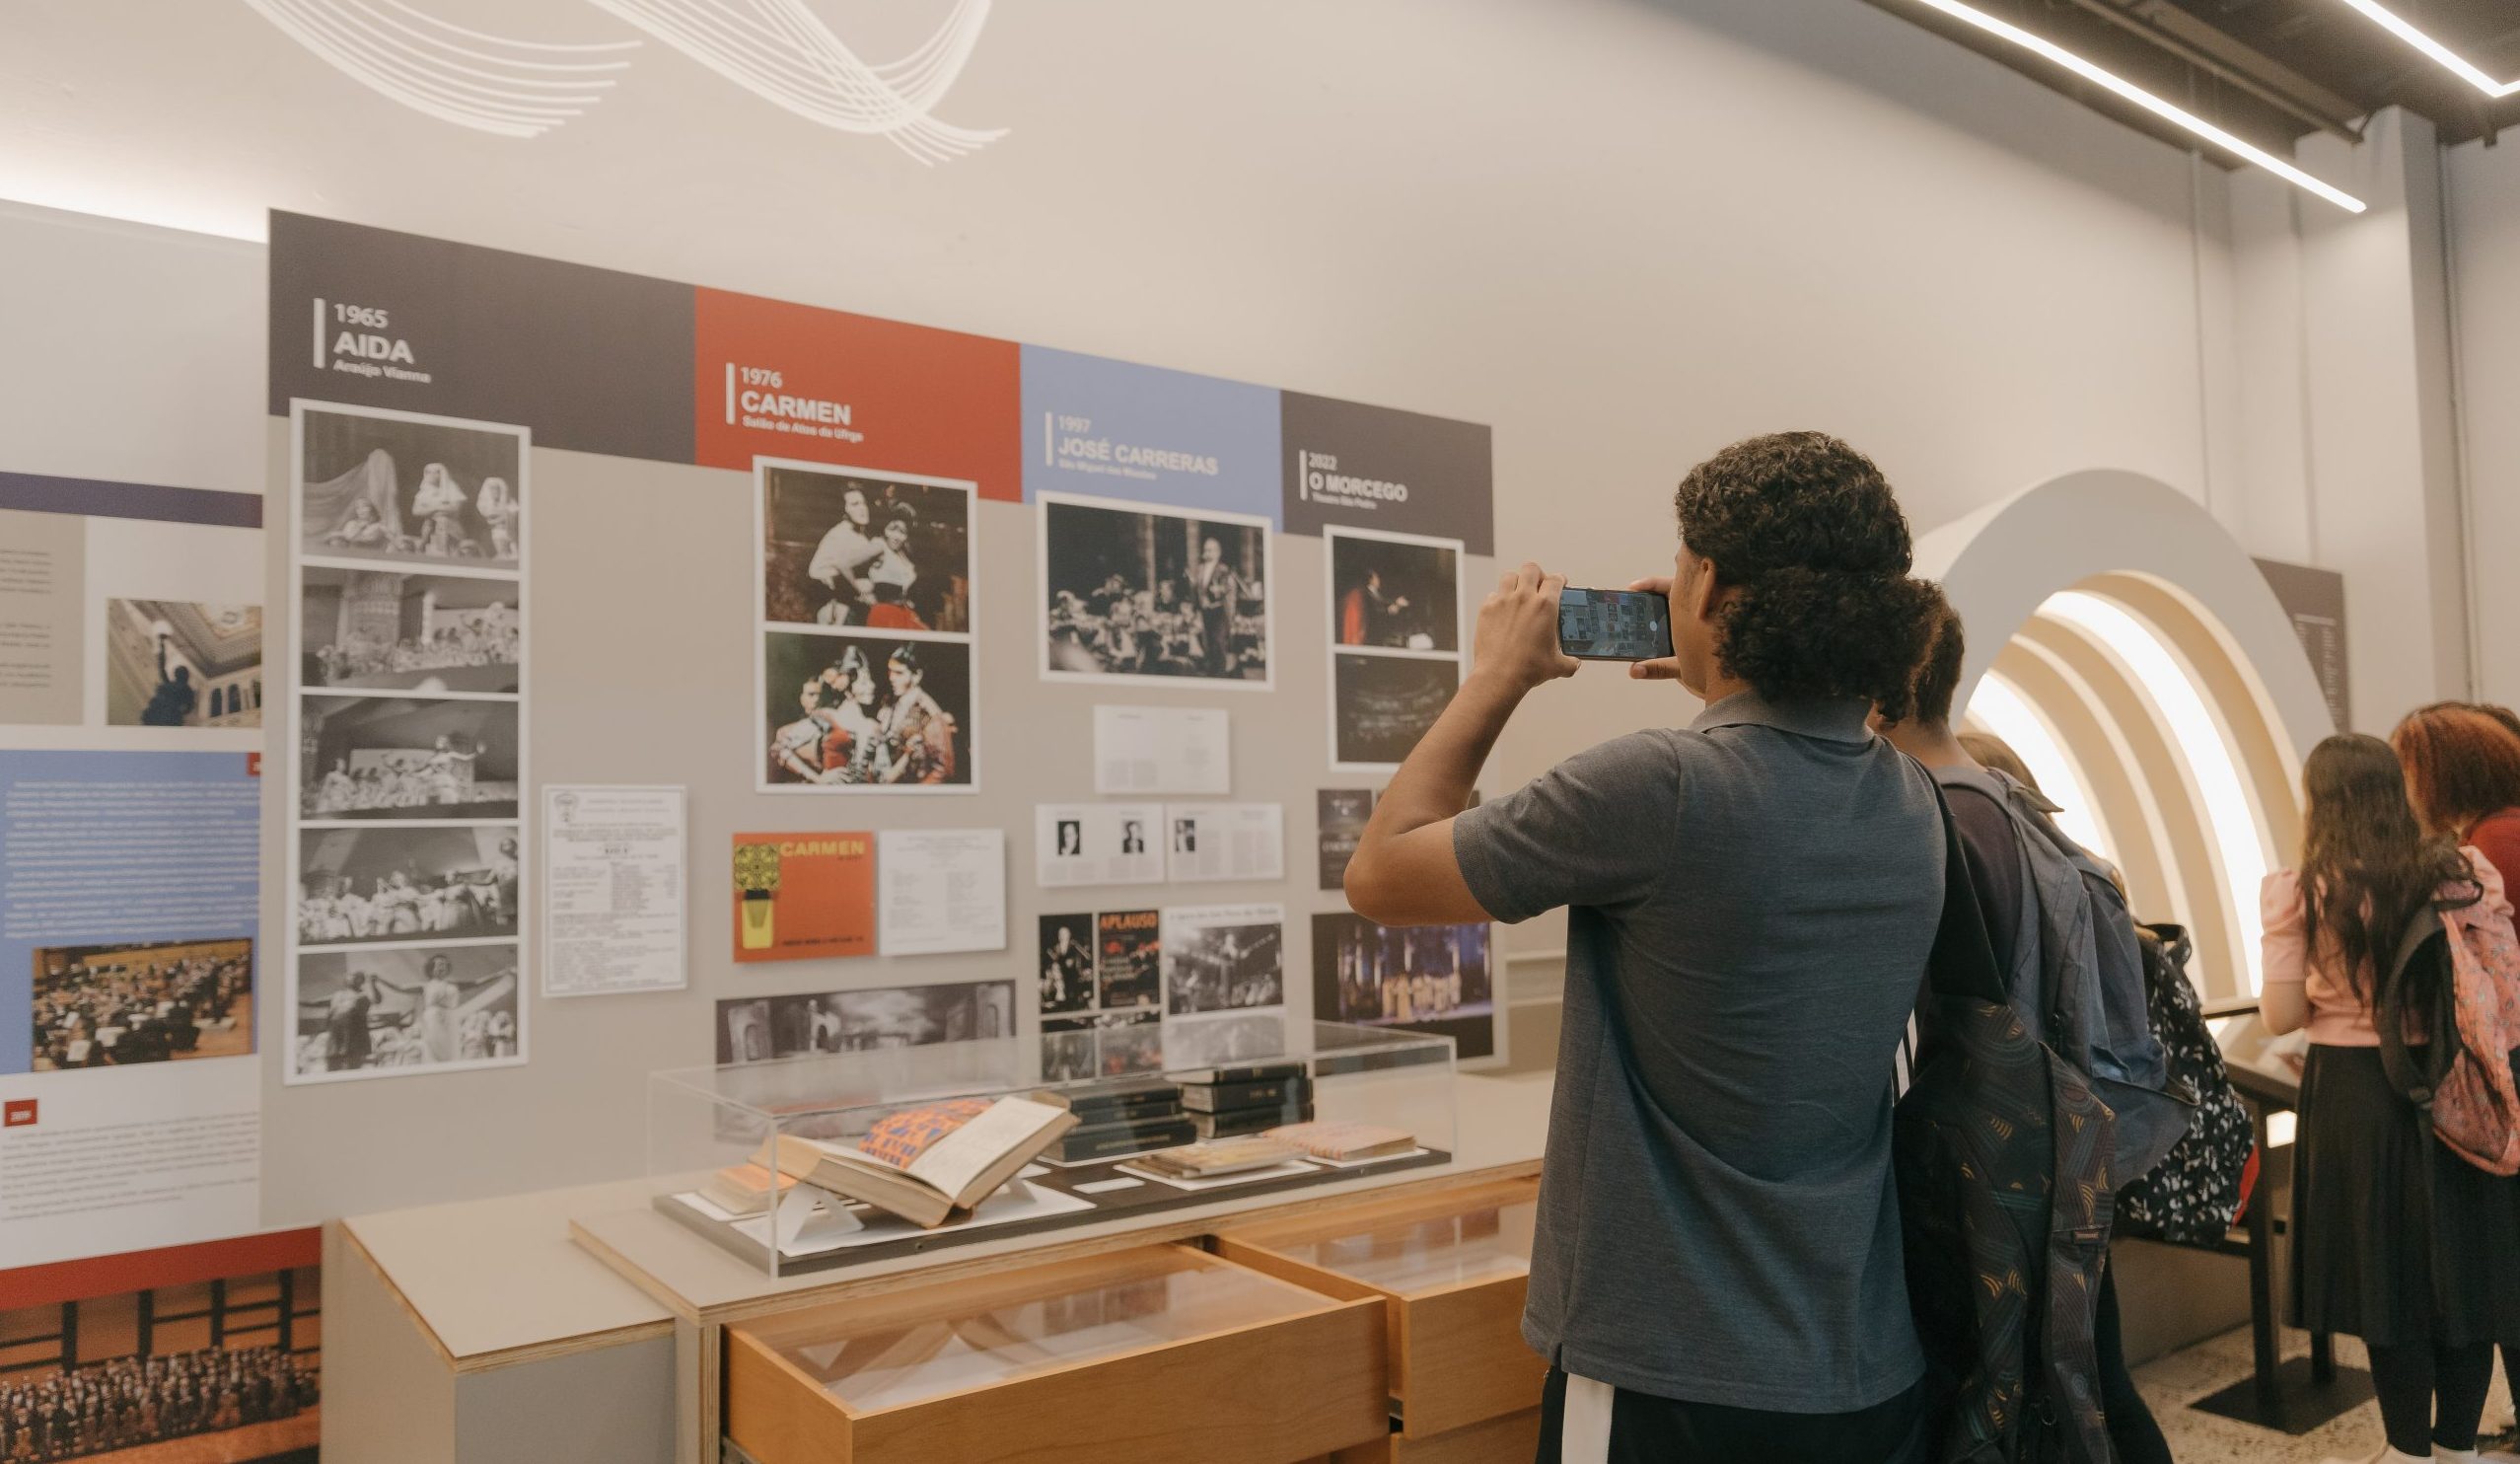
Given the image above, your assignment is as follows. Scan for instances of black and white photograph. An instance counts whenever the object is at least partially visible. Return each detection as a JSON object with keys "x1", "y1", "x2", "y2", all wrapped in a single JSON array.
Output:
[
  {"x1": 103, "y1": 599, "x2": 262, "y2": 729},
  {"x1": 1312, "y1": 913, "x2": 1497, "y2": 1061},
  {"x1": 1318, "y1": 788, "x2": 1375, "y2": 891},
  {"x1": 1041, "y1": 1009, "x2": 1163, "y2": 1082},
  {"x1": 301, "y1": 565, "x2": 519, "y2": 694},
  {"x1": 1329, "y1": 527, "x2": 1461, "y2": 653},
  {"x1": 1041, "y1": 493, "x2": 1270, "y2": 687},
  {"x1": 1039, "y1": 914, "x2": 1096, "y2": 1015},
  {"x1": 1034, "y1": 802, "x2": 1164, "y2": 887},
  {"x1": 292, "y1": 943, "x2": 521, "y2": 1080},
  {"x1": 711, "y1": 979, "x2": 1014, "y2": 1064},
  {"x1": 1169, "y1": 803, "x2": 1286, "y2": 883},
  {"x1": 1332, "y1": 652, "x2": 1461, "y2": 770},
  {"x1": 1161, "y1": 903, "x2": 1285, "y2": 1016},
  {"x1": 1097, "y1": 909, "x2": 1161, "y2": 1011},
  {"x1": 296, "y1": 404, "x2": 525, "y2": 568},
  {"x1": 299, "y1": 695, "x2": 520, "y2": 821},
  {"x1": 29, "y1": 938, "x2": 254, "y2": 1071},
  {"x1": 762, "y1": 628, "x2": 972, "y2": 790},
  {"x1": 295, "y1": 825, "x2": 521, "y2": 946},
  {"x1": 759, "y1": 461, "x2": 973, "y2": 632}
]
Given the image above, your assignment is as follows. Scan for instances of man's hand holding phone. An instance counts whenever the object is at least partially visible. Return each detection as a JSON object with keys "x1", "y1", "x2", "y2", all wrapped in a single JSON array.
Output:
[
  {"x1": 1472, "y1": 563, "x2": 1581, "y2": 696},
  {"x1": 1622, "y1": 575, "x2": 1686, "y2": 683}
]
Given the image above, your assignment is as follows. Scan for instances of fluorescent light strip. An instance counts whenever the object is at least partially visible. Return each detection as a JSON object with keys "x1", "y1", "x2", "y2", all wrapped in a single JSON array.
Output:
[
  {"x1": 2336, "y1": 0, "x2": 2520, "y2": 99},
  {"x1": 1962, "y1": 672, "x2": 2115, "y2": 859},
  {"x1": 1904, "y1": 0, "x2": 2368, "y2": 213}
]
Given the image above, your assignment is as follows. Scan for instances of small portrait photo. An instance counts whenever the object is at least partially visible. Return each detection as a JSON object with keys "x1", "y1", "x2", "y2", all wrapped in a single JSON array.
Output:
[
  {"x1": 762, "y1": 630, "x2": 973, "y2": 790},
  {"x1": 1333, "y1": 652, "x2": 1460, "y2": 770},
  {"x1": 301, "y1": 565, "x2": 519, "y2": 694},
  {"x1": 1312, "y1": 913, "x2": 1496, "y2": 1061},
  {"x1": 1042, "y1": 494, "x2": 1270, "y2": 687},
  {"x1": 1039, "y1": 914, "x2": 1096, "y2": 1015},
  {"x1": 1162, "y1": 906, "x2": 1284, "y2": 1016},
  {"x1": 292, "y1": 942, "x2": 521, "y2": 1081},
  {"x1": 296, "y1": 825, "x2": 522, "y2": 946},
  {"x1": 29, "y1": 937, "x2": 254, "y2": 1071},
  {"x1": 104, "y1": 600, "x2": 263, "y2": 729},
  {"x1": 299, "y1": 695, "x2": 520, "y2": 821},
  {"x1": 760, "y1": 462, "x2": 973, "y2": 632},
  {"x1": 1119, "y1": 818, "x2": 1147, "y2": 855},
  {"x1": 1095, "y1": 909, "x2": 1161, "y2": 1010},
  {"x1": 1054, "y1": 819, "x2": 1083, "y2": 857},
  {"x1": 1172, "y1": 818, "x2": 1196, "y2": 854},
  {"x1": 1328, "y1": 528, "x2": 1461, "y2": 653},
  {"x1": 298, "y1": 404, "x2": 524, "y2": 568}
]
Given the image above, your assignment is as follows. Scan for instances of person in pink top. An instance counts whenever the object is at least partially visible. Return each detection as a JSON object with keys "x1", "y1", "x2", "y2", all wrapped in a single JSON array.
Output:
[{"x1": 2263, "y1": 733, "x2": 2520, "y2": 1464}]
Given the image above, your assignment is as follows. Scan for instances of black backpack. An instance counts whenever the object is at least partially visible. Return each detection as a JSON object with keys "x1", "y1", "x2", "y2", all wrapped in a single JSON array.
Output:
[{"x1": 2110, "y1": 924, "x2": 2256, "y2": 1246}]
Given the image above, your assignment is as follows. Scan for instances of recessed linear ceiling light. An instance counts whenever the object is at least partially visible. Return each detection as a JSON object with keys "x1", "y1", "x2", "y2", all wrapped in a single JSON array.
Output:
[
  {"x1": 1901, "y1": 0, "x2": 2368, "y2": 213},
  {"x1": 2335, "y1": 0, "x2": 2520, "y2": 99}
]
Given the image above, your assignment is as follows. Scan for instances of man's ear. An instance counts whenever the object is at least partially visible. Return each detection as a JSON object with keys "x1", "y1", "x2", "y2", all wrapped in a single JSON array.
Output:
[{"x1": 1688, "y1": 556, "x2": 1724, "y2": 622}]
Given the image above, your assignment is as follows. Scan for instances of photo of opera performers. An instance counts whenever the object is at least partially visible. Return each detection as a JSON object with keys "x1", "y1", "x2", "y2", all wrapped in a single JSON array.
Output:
[
  {"x1": 1041, "y1": 1009, "x2": 1163, "y2": 1082},
  {"x1": 298, "y1": 695, "x2": 519, "y2": 821},
  {"x1": 1041, "y1": 494, "x2": 1270, "y2": 686},
  {"x1": 1161, "y1": 906, "x2": 1284, "y2": 1016},
  {"x1": 296, "y1": 404, "x2": 523, "y2": 568},
  {"x1": 1097, "y1": 909, "x2": 1160, "y2": 1010},
  {"x1": 1332, "y1": 652, "x2": 1460, "y2": 770},
  {"x1": 291, "y1": 944, "x2": 519, "y2": 1079},
  {"x1": 0, "y1": 1238, "x2": 322, "y2": 1464},
  {"x1": 295, "y1": 825, "x2": 520, "y2": 947},
  {"x1": 300, "y1": 566, "x2": 518, "y2": 694},
  {"x1": 713, "y1": 980, "x2": 1013, "y2": 1065},
  {"x1": 1328, "y1": 529, "x2": 1460, "y2": 653},
  {"x1": 1039, "y1": 915, "x2": 1095, "y2": 1016},
  {"x1": 102, "y1": 599, "x2": 262, "y2": 730},
  {"x1": 29, "y1": 938, "x2": 253, "y2": 1072},
  {"x1": 1312, "y1": 913, "x2": 1496, "y2": 1061},
  {"x1": 759, "y1": 462, "x2": 972, "y2": 632},
  {"x1": 762, "y1": 629, "x2": 972, "y2": 789}
]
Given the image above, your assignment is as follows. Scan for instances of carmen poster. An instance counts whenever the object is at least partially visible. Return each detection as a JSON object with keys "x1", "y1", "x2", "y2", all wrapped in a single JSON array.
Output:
[{"x1": 730, "y1": 831, "x2": 875, "y2": 963}]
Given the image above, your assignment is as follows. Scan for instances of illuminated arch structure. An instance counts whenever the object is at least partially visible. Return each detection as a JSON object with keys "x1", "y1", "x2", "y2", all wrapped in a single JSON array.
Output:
[{"x1": 1916, "y1": 471, "x2": 2334, "y2": 1002}]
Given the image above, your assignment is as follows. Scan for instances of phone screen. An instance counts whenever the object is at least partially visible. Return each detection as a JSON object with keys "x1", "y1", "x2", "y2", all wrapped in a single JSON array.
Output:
[{"x1": 1557, "y1": 588, "x2": 1673, "y2": 662}]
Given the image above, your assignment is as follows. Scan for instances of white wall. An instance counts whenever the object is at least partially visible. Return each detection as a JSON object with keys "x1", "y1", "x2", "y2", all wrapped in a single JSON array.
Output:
[
  {"x1": 2449, "y1": 137, "x2": 2520, "y2": 714},
  {"x1": 0, "y1": 0, "x2": 2444, "y2": 1214}
]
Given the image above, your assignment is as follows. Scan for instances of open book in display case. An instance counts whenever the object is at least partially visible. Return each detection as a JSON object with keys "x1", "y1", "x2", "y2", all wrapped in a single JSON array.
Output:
[{"x1": 647, "y1": 1018, "x2": 1457, "y2": 1277}]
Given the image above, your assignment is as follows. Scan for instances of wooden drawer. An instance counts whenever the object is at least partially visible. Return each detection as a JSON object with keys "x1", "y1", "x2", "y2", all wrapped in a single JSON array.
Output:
[
  {"x1": 1329, "y1": 1408, "x2": 1545, "y2": 1463},
  {"x1": 724, "y1": 1243, "x2": 1388, "y2": 1464},
  {"x1": 1213, "y1": 1177, "x2": 1543, "y2": 1440}
]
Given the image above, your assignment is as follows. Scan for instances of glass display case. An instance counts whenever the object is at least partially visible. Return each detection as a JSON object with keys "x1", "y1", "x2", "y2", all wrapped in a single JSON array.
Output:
[
  {"x1": 1213, "y1": 1176, "x2": 1545, "y2": 1449},
  {"x1": 723, "y1": 1244, "x2": 1390, "y2": 1464},
  {"x1": 647, "y1": 1018, "x2": 1456, "y2": 1276}
]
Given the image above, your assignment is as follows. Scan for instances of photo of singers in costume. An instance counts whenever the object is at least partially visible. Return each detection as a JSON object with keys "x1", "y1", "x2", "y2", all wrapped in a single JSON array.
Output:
[
  {"x1": 1041, "y1": 495, "x2": 1270, "y2": 685},
  {"x1": 1161, "y1": 905, "x2": 1285, "y2": 1016},
  {"x1": 1312, "y1": 913, "x2": 1496, "y2": 1061},
  {"x1": 301, "y1": 566, "x2": 519, "y2": 695},
  {"x1": 1328, "y1": 530, "x2": 1460, "y2": 652},
  {"x1": 760, "y1": 463, "x2": 972, "y2": 632},
  {"x1": 297, "y1": 406, "x2": 523, "y2": 568},
  {"x1": 298, "y1": 695, "x2": 519, "y2": 821},
  {"x1": 29, "y1": 938, "x2": 254, "y2": 1071},
  {"x1": 294, "y1": 825, "x2": 521, "y2": 947},
  {"x1": 293, "y1": 944, "x2": 520, "y2": 1077},
  {"x1": 762, "y1": 629, "x2": 972, "y2": 788}
]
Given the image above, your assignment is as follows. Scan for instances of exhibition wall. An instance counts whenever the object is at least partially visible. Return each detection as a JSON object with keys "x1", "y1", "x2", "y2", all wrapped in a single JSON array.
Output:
[
  {"x1": 2448, "y1": 138, "x2": 2520, "y2": 718},
  {"x1": 0, "y1": 0, "x2": 2489, "y2": 1241}
]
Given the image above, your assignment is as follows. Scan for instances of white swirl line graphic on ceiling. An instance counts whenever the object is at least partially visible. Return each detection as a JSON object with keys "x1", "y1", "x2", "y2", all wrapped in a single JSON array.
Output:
[
  {"x1": 241, "y1": 0, "x2": 640, "y2": 138},
  {"x1": 243, "y1": 0, "x2": 1007, "y2": 162},
  {"x1": 581, "y1": 0, "x2": 1005, "y2": 164}
]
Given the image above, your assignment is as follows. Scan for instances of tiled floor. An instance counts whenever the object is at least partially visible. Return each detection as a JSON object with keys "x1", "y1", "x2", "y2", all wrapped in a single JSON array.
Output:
[{"x1": 2147, "y1": 1326, "x2": 2514, "y2": 1462}]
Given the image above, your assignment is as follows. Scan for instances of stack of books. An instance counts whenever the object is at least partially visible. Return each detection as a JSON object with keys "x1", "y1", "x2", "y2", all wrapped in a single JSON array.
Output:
[
  {"x1": 1177, "y1": 1061, "x2": 1313, "y2": 1139},
  {"x1": 1042, "y1": 1076, "x2": 1195, "y2": 1162}
]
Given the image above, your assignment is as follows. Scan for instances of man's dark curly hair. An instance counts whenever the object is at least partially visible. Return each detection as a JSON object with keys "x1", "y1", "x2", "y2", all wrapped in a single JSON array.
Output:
[{"x1": 1673, "y1": 432, "x2": 1940, "y2": 721}]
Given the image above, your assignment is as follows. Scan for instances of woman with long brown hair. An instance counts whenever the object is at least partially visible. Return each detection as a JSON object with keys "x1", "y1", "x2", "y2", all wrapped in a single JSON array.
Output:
[{"x1": 2265, "y1": 733, "x2": 2520, "y2": 1464}]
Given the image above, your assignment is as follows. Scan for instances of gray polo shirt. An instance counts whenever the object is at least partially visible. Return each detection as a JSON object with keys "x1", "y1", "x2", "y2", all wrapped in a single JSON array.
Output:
[{"x1": 1454, "y1": 691, "x2": 1944, "y2": 1412}]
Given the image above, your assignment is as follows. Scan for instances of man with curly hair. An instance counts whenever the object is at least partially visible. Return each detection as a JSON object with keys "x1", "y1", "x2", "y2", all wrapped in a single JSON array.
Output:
[{"x1": 1347, "y1": 432, "x2": 1946, "y2": 1463}]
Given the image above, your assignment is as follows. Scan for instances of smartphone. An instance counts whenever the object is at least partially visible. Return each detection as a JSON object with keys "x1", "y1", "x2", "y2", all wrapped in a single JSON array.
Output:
[{"x1": 1557, "y1": 587, "x2": 1673, "y2": 662}]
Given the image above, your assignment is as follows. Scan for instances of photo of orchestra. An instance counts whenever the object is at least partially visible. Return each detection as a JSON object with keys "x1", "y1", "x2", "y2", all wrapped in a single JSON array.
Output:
[
  {"x1": 298, "y1": 695, "x2": 519, "y2": 821},
  {"x1": 759, "y1": 463, "x2": 972, "y2": 632},
  {"x1": 292, "y1": 944, "x2": 519, "y2": 1078},
  {"x1": 762, "y1": 629, "x2": 972, "y2": 789},
  {"x1": 301, "y1": 566, "x2": 519, "y2": 694},
  {"x1": 1328, "y1": 529, "x2": 1460, "y2": 653},
  {"x1": 297, "y1": 406, "x2": 523, "y2": 568},
  {"x1": 1332, "y1": 651, "x2": 1460, "y2": 769},
  {"x1": 295, "y1": 825, "x2": 521, "y2": 947},
  {"x1": 102, "y1": 600, "x2": 262, "y2": 730},
  {"x1": 1312, "y1": 913, "x2": 1496, "y2": 1061},
  {"x1": 0, "y1": 1340, "x2": 319, "y2": 1464},
  {"x1": 28, "y1": 938, "x2": 253, "y2": 1072},
  {"x1": 1041, "y1": 495, "x2": 1269, "y2": 685},
  {"x1": 1160, "y1": 905, "x2": 1284, "y2": 1015}
]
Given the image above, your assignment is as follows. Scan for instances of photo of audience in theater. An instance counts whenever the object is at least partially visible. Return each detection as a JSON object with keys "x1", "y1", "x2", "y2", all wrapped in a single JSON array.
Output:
[
  {"x1": 759, "y1": 464, "x2": 972, "y2": 632},
  {"x1": 297, "y1": 405, "x2": 522, "y2": 569},
  {"x1": 301, "y1": 566, "x2": 518, "y2": 695},
  {"x1": 1042, "y1": 496, "x2": 1269, "y2": 685},
  {"x1": 298, "y1": 696, "x2": 519, "y2": 821},
  {"x1": 1311, "y1": 913, "x2": 1495, "y2": 1061},
  {"x1": 1332, "y1": 652, "x2": 1460, "y2": 769},
  {"x1": 28, "y1": 938, "x2": 253, "y2": 1072}
]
